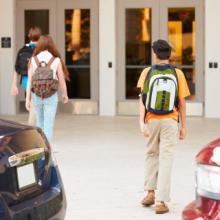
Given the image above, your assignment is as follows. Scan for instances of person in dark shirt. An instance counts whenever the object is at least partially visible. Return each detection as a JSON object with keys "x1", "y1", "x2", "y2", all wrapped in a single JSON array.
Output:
[{"x1": 11, "y1": 27, "x2": 42, "y2": 125}]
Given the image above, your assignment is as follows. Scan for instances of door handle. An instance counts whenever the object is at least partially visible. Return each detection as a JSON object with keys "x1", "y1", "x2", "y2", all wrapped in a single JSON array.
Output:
[{"x1": 8, "y1": 148, "x2": 45, "y2": 167}]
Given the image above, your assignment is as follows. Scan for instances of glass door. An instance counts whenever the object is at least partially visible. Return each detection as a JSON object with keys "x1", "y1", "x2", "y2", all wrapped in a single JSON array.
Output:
[
  {"x1": 17, "y1": 0, "x2": 99, "y2": 114},
  {"x1": 160, "y1": 0, "x2": 204, "y2": 111},
  {"x1": 16, "y1": 0, "x2": 56, "y2": 112},
  {"x1": 117, "y1": 0, "x2": 204, "y2": 115},
  {"x1": 16, "y1": 0, "x2": 56, "y2": 48},
  {"x1": 125, "y1": 8, "x2": 152, "y2": 99},
  {"x1": 64, "y1": 9, "x2": 91, "y2": 99},
  {"x1": 117, "y1": 0, "x2": 159, "y2": 109},
  {"x1": 57, "y1": 0, "x2": 99, "y2": 108}
]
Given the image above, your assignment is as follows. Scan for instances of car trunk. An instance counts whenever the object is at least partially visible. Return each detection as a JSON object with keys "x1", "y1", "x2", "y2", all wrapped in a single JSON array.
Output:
[{"x1": 0, "y1": 128, "x2": 51, "y2": 206}]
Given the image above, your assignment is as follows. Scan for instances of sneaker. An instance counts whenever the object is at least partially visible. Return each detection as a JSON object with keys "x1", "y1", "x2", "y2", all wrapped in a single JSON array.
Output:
[
  {"x1": 141, "y1": 193, "x2": 155, "y2": 206},
  {"x1": 155, "y1": 201, "x2": 169, "y2": 214}
]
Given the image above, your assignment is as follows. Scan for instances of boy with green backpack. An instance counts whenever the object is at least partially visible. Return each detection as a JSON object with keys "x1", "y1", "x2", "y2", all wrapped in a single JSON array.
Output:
[{"x1": 137, "y1": 39, "x2": 190, "y2": 214}]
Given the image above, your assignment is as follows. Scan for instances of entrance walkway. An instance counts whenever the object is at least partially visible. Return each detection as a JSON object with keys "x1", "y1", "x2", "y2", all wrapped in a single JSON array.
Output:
[{"x1": 2, "y1": 114, "x2": 220, "y2": 220}]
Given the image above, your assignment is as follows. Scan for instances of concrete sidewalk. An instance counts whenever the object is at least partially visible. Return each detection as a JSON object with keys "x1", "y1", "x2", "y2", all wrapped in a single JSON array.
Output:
[{"x1": 2, "y1": 114, "x2": 220, "y2": 220}]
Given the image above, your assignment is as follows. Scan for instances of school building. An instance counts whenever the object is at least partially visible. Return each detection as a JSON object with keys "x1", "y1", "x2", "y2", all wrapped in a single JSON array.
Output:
[{"x1": 0, "y1": 0, "x2": 219, "y2": 117}]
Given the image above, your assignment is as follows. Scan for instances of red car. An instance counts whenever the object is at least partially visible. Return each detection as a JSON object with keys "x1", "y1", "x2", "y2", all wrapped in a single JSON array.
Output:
[{"x1": 183, "y1": 139, "x2": 220, "y2": 220}]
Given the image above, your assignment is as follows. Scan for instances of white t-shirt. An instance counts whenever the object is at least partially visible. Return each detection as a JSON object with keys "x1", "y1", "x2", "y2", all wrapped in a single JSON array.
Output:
[{"x1": 31, "y1": 50, "x2": 60, "y2": 80}]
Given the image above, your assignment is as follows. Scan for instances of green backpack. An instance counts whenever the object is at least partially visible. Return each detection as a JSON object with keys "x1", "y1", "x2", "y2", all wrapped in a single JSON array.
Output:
[{"x1": 142, "y1": 64, "x2": 178, "y2": 114}]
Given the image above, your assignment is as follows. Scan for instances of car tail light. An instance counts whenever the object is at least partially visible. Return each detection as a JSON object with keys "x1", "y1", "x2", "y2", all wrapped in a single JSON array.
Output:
[{"x1": 196, "y1": 163, "x2": 220, "y2": 200}]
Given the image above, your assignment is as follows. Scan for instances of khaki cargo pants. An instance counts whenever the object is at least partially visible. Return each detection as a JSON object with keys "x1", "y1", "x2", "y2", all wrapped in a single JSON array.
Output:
[{"x1": 144, "y1": 118, "x2": 178, "y2": 202}]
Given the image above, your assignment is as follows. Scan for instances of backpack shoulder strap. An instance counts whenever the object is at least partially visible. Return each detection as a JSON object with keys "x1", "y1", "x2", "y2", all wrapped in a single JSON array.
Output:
[
  {"x1": 145, "y1": 65, "x2": 155, "y2": 83},
  {"x1": 47, "y1": 56, "x2": 55, "y2": 67},
  {"x1": 34, "y1": 56, "x2": 40, "y2": 67},
  {"x1": 18, "y1": 46, "x2": 26, "y2": 54}
]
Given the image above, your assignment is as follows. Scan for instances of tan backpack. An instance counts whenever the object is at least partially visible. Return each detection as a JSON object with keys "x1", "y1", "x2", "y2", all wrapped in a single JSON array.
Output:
[{"x1": 31, "y1": 56, "x2": 59, "y2": 98}]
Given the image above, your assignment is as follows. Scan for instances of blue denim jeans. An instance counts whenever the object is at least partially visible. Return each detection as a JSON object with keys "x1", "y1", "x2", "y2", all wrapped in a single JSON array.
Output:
[{"x1": 32, "y1": 92, "x2": 58, "y2": 142}]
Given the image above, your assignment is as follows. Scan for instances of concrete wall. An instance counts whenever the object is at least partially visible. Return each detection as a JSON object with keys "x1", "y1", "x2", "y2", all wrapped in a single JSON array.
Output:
[
  {"x1": 205, "y1": 0, "x2": 220, "y2": 117},
  {"x1": 0, "y1": 0, "x2": 16, "y2": 114},
  {"x1": 99, "y1": 0, "x2": 116, "y2": 116}
]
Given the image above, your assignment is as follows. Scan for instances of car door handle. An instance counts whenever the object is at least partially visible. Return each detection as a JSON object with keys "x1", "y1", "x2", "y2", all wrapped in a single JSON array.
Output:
[{"x1": 8, "y1": 148, "x2": 45, "y2": 167}]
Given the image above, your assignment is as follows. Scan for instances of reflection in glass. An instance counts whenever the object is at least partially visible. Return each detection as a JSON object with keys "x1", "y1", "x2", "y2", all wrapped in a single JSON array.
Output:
[
  {"x1": 168, "y1": 8, "x2": 195, "y2": 100},
  {"x1": 66, "y1": 68, "x2": 90, "y2": 99},
  {"x1": 126, "y1": 8, "x2": 151, "y2": 99},
  {"x1": 65, "y1": 9, "x2": 90, "y2": 98},
  {"x1": 25, "y1": 10, "x2": 49, "y2": 43}
]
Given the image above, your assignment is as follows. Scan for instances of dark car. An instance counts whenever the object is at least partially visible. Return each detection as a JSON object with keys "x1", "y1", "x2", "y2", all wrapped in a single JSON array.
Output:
[
  {"x1": 182, "y1": 139, "x2": 220, "y2": 220},
  {"x1": 0, "y1": 119, "x2": 66, "y2": 220}
]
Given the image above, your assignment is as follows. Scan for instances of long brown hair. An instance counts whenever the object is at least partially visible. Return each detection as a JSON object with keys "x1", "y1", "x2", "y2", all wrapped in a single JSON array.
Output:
[{"x1": 33, "y1": 35, "x2": 70, "y2": 80}]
